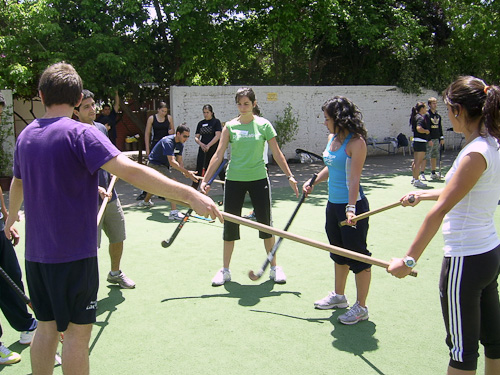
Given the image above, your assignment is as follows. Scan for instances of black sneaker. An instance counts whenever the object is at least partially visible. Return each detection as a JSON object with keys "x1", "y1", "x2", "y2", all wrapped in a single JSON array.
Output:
[{"x1": 136, "y1": 191, "x2": 146, "y2": 200}]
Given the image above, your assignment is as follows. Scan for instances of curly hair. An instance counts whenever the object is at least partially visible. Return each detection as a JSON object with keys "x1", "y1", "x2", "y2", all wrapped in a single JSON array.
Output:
[{"x1": 321, "y1": 96, "x2": 367, "y2": 139}]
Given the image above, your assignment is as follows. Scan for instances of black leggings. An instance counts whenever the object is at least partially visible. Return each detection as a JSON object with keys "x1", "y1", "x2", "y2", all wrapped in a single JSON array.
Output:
[{"x1": 223, "y1": 178, "x2": 272, "y2": 241}]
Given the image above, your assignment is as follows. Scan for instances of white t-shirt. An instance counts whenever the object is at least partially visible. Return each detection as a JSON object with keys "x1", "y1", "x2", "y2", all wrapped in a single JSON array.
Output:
[{"x1": 442, "y1": 135, "x2": 500, "y2": 257}]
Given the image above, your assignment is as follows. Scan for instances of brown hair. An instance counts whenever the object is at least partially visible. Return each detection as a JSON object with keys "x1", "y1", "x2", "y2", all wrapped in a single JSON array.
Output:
[
  {"x1": 38, "y1": 62, "x2": 82, "y2": 107},
  {"x1": 443, "y1": 76, "x2": 500, "y2": 142}
]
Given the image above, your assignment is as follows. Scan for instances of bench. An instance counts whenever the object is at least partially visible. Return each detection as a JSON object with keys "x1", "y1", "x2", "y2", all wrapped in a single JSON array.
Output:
[{"x1": 367, "y1": 137, "x2": 398, "y2": 155}]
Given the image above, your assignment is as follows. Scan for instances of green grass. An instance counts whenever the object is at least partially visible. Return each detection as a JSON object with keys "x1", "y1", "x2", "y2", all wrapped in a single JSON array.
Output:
[{"x1": 0, "y1": 168, "x2": 496, "y2": 374}]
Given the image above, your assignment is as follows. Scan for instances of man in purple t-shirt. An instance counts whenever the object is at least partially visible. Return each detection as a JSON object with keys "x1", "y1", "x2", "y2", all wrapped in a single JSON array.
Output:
[{"x1": 4, "y1": 62, "x2": 222, "y2": 374}]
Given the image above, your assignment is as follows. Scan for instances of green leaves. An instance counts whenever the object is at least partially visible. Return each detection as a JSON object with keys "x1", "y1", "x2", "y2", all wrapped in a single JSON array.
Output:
[{"x1": 0, "y1": 0, "x2": 499, "y2": 101}]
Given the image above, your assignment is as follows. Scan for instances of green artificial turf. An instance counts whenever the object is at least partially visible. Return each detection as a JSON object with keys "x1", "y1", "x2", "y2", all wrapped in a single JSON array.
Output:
[{"x1": 0, "y1": 163, "x2": 496, "y2": 374}]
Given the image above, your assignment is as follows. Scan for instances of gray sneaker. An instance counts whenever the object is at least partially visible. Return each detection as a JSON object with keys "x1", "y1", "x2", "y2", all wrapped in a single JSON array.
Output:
[
  {"x1": 413, "y1": 179, "x2": 428, "y2": 188},
  {"x1": 338, "y1": 302, "x2": 369, "y2": 325},
  {"x1": 314, "y1": 291, "x2": 349, "y2": 310},
  {"x1": 107, "y1": 271, "x2": 136, "y2": 289}
]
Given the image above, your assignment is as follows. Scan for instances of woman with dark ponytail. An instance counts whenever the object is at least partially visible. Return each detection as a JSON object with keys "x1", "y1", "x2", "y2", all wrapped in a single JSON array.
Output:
[
  {"x1": 410, "y1": 101, "x2": 431, "y2": 188},
  {"x1": 389, "y1": 76, "x2": 500, "y2": 375}
]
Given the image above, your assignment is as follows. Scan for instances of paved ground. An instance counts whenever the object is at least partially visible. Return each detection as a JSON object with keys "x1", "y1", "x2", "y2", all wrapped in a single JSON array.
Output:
[{"x1": 117, "y1": 149, "x2": 459, "y2": 207}]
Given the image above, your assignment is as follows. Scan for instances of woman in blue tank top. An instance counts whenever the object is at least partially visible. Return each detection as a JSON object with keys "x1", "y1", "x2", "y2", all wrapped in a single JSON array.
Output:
[{"x1": 302, "y1": 96, "x2": 372, "y2": 325}]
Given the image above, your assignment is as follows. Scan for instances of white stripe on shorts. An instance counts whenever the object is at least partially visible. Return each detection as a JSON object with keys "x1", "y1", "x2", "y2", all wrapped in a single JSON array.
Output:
[{"x1": 447, "y1": 256, "x2": 464, "y2": 363}]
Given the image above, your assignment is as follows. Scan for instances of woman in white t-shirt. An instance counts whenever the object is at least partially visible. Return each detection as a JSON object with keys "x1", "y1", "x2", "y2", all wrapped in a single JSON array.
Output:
[{"x1": 388, "y1": 76, "x2": 500, "y2": 375}]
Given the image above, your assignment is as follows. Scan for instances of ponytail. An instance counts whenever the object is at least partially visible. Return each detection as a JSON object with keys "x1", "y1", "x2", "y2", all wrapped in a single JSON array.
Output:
[
  {"x1": 444, "y1": 76, "x2": 500, "y2": 143},
  {"x1": 482, "y1": 85, "x2": 500, "y2": 142}
]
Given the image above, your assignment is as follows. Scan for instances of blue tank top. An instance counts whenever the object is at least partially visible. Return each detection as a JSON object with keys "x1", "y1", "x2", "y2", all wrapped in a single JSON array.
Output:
[{"x1": 323, "y1": 133, "x2": 365, "y2": 203}]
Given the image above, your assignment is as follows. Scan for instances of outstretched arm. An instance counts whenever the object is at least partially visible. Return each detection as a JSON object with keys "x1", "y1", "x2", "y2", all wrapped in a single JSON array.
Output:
[
  {"x1": 113, "y1": 91, "x2": 120, "y2": 113},
  {"x1": 103, "y1": 154, "x2": 222, "y2": 221},
  {"x1": 388, "y1": 152, "x2": 486, "y2": 278}
]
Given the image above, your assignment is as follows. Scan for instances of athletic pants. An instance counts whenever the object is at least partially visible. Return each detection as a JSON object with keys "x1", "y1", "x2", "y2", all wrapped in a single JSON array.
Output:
[
  {"x1": 0, "y1": 231, "x2": 37, "y2": 339},
  {"x1": 223, "y1": 178, "x2": 272, "y2": 241},
  {"x1": 439, "y1": 245, "x2": 500, "y2": 371}
]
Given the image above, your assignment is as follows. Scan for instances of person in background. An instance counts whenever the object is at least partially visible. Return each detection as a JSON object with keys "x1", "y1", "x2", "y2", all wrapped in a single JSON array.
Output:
[
  {"x1": 96, "y1": 91, "x2": 120, "y2": 145},
  {"x1": 410, "y1": 101, "x2": 430, "y2": 188},
  {"x1": 421, "y1": 97, "x2": 445, "y2": 180},
  {"x1": 138, "y1": 124, "x2": 198, "y2": 220},
  {"x1": 74, "y1": 89, "x2": 136, "y2": 289},
  {"x1": 193, "y1": 104, "x2": 224, "y2": 189},
  {"x1": 137, "y1": 102, "x2": 174, "y2": 200}
]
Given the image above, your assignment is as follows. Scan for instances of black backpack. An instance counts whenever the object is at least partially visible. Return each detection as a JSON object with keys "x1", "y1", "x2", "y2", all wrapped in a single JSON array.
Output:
[{"x1": 397, "y1": 133, "x2": 409, "y2": 147}]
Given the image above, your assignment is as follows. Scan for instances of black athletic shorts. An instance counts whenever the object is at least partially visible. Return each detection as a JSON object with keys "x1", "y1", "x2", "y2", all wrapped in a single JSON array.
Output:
[
  {"x1": 324, "y1": 198, "x2": 372, "y2": 274},
  {"x1": 26, "y1": 257, "x2": 99, "y2": 332},
  {"x1": 223, "y1": 178, "x2": 272, "y2": 241},
  {"x1": 440, "y1": 245, "x2": 500, "y2": 371},
  {"x1": 412, "y1": 141, "x2": 427, "y2": 152}
]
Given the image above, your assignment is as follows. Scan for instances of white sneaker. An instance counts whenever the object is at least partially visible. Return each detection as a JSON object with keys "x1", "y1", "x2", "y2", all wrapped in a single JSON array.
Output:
[
  {"x1": 413, "y1": 179, "x2": 428, "y2": 188},
  {"x1": 168, "y1": 210, "x2": 185, "y2": 221},
  {"x1": 138, "y1": 200, "x2": 154, "y2": 208},
  {"x1": 0, "y1": 344, "x2": 21, "y2": 364},
  {"x1": 430, "y1": 172, "x2": 440, "y2": 180},
  {"x1": 410, "y1": 178, "x2": 415, "y2": 185},
  {"x1": 419, "y1": 172, "x2": 427, "y2": 181},
  {"x1": 314, "y1": 291, "x2": 349, "y2": 309},
  {"x1": 107, "y1": 271, "x2": 136, "y2": 289},
  {"x1": 19, "y1": 329, "x2": 36, "y2": 344},
  {"x1": 269, "y1": 266, "x2": 286, "y2": 284},
  {"x1": 212, "y1": 268, "x2": 231, "y2": 286}
]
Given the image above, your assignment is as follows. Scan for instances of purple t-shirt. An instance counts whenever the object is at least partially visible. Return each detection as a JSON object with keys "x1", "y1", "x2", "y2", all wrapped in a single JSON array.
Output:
[{"x1": 14, "y1": 117, "x2": 120, "y2": 263}]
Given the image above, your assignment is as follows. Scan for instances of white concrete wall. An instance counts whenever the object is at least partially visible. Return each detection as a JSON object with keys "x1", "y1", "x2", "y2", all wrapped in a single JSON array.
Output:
[{"x1": 170, "y1": 86, "x2": 453, "y2": 168}]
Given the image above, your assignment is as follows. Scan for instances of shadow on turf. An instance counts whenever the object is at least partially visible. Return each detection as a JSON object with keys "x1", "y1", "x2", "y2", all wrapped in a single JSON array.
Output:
[
  {"x1": 247, "y1": 309, "x2": 384, "y2": 374},
  {"x1": 329, "y1": 312, "x2": 384, "y2": 374},
  {"x1": 89, "y1": 286, "x2": 125, "y2": 354},
  {"x1": 161, "y1": 280, "x2": 300, "y2": 307}
]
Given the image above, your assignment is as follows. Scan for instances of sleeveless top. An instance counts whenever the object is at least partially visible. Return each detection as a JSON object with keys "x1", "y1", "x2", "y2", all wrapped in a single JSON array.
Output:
[
  {"x1": 442, "y1": 135, "x2": 500, "y2": 257},
  {"x1": 323, "y1": 133, "x2": 365, "y2": 203},
  {"x1": 151, "y1": 114, "x2": 171, "y2": 146}
]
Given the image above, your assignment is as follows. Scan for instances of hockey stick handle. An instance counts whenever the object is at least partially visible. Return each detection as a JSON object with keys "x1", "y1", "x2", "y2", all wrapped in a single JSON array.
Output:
[
  {"x1": 339, "y1": 195, "x2": 415, "y2": 227},
  {"x1": 97, "y1": 175, "x2": 118, "y2": 226},
  {"x1": 227, "y1": 212, "x2": 418, "y2": 277},
  {"x1": 161, "y1": 160, "x2": 227, "y2": 248},
  {"x1": 0, "y1": 265, "x2": 31, "y2": 306},
  {"x1": 161, "y1": 196, "x2": 417, "y2": 277},
  {"x1": 194, "y1": 175, "x2": 225, "y2": 185},
  {"x1": 249, "y1": 173, "x2": 318, "y2": 280}
]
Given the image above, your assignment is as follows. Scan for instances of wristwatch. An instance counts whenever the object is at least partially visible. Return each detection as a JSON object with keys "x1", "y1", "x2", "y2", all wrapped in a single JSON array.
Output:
[{"x1": 403, "y1": 256, "x2": 417, "y2": 268}]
